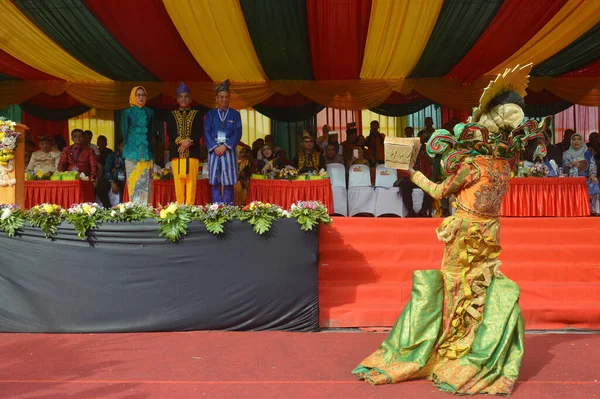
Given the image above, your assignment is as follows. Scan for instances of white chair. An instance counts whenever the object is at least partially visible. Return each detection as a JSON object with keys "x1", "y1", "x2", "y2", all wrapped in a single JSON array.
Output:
[
  {"x1": 348, "y1": 164, "x2": 375, "y2": 216},
  {"x1": 327, "y1": 163, "x2": 348, "y2": 216},
  {"x1": 374, "y1": 165, "x2": 406, "y2": 217}
]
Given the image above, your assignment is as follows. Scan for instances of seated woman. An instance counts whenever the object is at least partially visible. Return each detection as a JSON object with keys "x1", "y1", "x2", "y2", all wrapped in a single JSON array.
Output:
[
  {"x1": 563, "y1": 132, "x2": 599, "y2": 214},
  {"x1": 256, "y1": 144, "x2": 283, "y2": 173}
]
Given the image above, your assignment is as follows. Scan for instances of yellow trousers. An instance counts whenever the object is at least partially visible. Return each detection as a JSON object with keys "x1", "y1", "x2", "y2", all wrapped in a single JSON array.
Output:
[{"x1": 172, "y1": 157, "x2": 199, "y2": 205}]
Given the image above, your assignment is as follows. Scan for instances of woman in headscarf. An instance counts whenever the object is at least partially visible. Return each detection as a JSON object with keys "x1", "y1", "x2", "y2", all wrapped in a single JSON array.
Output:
[
  {"x1": 256, "y1": 144, "x2": 283, "y2": 173},
  {"x1": 233, "y1": 145, "x2": 253, "y2": 206},
  {"x1": 121, "y1": 86, "x2": 155, "y2": 205},
  {"x1": 563, "y1": 132, "x2": 599, "y2": 214}
]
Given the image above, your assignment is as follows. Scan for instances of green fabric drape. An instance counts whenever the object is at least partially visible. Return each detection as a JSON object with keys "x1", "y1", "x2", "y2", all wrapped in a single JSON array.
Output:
[
  {"x1": 532, "y1": 23, "x2": 600, "y2": 76},
  {"x1": 0, "y1": 104, "x2": 22, "y2": 123},
  {"x1": 271, "y1": 116, "x2": 317, "y2": 160},
  {"x1": 20, "y1": 102, "x2": 90, "y2": 121},
  {"x1": 14, "y1": 0, "x2": 156, "y2": 81},
  {"x1": 254, "y1": 103, "x2": 324, "y2": 122},
  {"x1": 370, "y1": 100, "x2": 433, "y2": 117},
  {"x1": 525, "y1": 101, "x2": 573, "y2": 117},
  {"x1": 240, "y1": 0, "x2": 313, "y2": 80},
  {"x1": 409, "y1": 0, "x2": 503, "y2": 78}
]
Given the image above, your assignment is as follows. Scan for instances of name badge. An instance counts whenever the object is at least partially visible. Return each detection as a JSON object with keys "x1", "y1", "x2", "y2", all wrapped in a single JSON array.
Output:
[
  {"x1": 217, "y1": 130, "x2": 226, "y2": 144},
  {"x1": 72, "y1": 166, "x2": 79, "y2": 172},
  {"x1": 117, "y1": 171, "x2": 126, "y2": 181}
]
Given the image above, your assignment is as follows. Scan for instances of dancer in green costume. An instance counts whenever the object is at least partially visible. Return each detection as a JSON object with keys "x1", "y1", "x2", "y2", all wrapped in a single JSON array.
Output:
[{"x1": 352, "y1": 65, "x2": 549, "y2": 396}]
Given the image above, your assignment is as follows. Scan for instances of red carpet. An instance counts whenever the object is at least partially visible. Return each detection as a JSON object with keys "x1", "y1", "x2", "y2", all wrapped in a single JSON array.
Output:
[
  {"x1": 319, "y1": 217, "x2": 600, "y2": 330},
  {"x1": 0, "y1": 332, "x2": 597, "y2": 398}
]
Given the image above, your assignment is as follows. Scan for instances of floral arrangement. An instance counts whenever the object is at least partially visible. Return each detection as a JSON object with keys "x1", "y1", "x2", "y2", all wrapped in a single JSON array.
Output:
[
  {"x1": 106, "y1": 202, "x2": 155, "y2": 223},
  {"x1": 65, "y1": 202, "x2": 102, "y2": 239},
  {"x1": 0, "y1": 204, "x2": 24, "y2": 237},
  {"x1": 0, "y1": 201, "x2": 331, "y2": 241},
  {"x1": 260, "y1": 161, "x2": 279, "y2": 178},
  {"x1": 529, "y1": 162, "x2": 550, "y2": 177},
  {"x1": 0, "y1": 119, "x2": 20, "y2": 187},
  {"x1": 239, "y1": 201, "x2": 286, "y2": 235},
  {"x1": 289, "y1": 201, "x2": 332, "y2": 231},
  {"x1": 159, "y1": 168, "x2": 173, "y2": 181},
  {"x1": 156, "y1": 203, "x2": 191, "y2": 242},
  {"x1": 26, "y1": 170, "x2": 54, "y2": 180},
  {"x1": 27, "y1": 203, "x2": 66, "y2": 238},
  {"x1": 279, "y1": 165, "x2": 298, "y2": 180},
  {"x1": 0, "y1": 119, "x2": 20, "y2": 166},
  {"x1": 191, "y1": 203, "x2": 239, "y2": 235}
]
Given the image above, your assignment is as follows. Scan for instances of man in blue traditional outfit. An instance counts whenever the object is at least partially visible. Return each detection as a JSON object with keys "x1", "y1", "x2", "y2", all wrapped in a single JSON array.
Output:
[
  {"x1": 166, "y1": 82, "x2": 203, "y2": 205},
  {"x1": 204, "y1": 80, "x2": 242, "y2": 204}
]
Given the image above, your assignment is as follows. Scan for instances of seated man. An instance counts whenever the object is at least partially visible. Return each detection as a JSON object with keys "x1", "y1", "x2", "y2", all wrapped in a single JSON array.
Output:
[
  {"x1": 398, "y1": 140, "x2": 433, "y2": 217},
  {"x1": 26, "y1": 135, "x2": 61, "y2": 172},
  {"x1": 57, "y1": 129, "x2": 98, "y2": 179},
  {"x1": 324, "y1": 143, "x2": 344, "y2": 165},
  {"x1": 292, "y1": 131, "x2": 326, "y2": 174}
]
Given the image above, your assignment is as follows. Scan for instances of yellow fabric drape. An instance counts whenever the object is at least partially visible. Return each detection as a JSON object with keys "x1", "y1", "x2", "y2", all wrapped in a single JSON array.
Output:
[
  {"x1": 163, "y1": 0, "x2": 266, "y2": 82},
  {"x1": 488, "y1": 0, "x2": 600, "y2": 75},
  {"x1": 240, "y1": 109, "x2": 271, "y2": 146},
  {"x1": 361, "y1": 110, "x2": 408, "y2": 138},
  {"x1": 1, "y1": 77, "x2": 598, "y2": 112},
  {"x1": 360, "y1": 0, "x2": 443, "y2": 79},
  {"x1": 0, "y1": 2, "x2": 111, "y2": 82},
  {"x1": 68, "y1": 109, "x2": 115, "y2": 151}
]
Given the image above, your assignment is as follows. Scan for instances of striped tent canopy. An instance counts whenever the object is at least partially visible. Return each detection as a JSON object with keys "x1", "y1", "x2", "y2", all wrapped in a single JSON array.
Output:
[{"x1": 0, "y1": 0, "x2": 599, "y2": 121}]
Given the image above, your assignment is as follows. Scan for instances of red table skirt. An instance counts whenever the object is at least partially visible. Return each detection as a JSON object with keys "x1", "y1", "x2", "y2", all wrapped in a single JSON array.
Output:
[
  {"x1": 25, "y1": 180, "x2": 95, "y2": 209},
  {"x1": 123, "y1": 179, "x2": 212, "y2": 207},
  {"x1": 247, "y1": 178, "x2": 334, "y2": 212},
  {"x1": 501, "y1": 177, "x2": 590, "y2": 217}
]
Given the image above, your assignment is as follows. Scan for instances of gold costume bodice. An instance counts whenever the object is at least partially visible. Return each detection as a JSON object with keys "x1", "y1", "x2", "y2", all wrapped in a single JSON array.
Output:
[{"x1": 454, "y1": 157, "x2": 511, "y2": 219}]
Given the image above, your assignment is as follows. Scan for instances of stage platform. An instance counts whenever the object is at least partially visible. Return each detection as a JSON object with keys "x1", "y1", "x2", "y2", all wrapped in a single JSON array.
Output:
[{"x1": 319, "y1": 217, "x2": 600, "y2": 330}]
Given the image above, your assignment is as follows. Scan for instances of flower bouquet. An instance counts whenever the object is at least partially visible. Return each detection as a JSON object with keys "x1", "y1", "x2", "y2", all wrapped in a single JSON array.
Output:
[
  {"x1": 66, "y1": 202, "x2": 103, "y2": 239},
  {"x1": 0, "y1": 204, "x2": 25, "y2": 237},
  {"x1": 0, "y1": 119, "x2": 21, "y2": 167},
  {"x1": 26, "y1": 170, "x2": 54, "y2": 180},
  {"x1": 191, "y1": 203, "x2": 239, "y2": 235},
  {"x1": 239, "y1": 201, "x2": 285, "y2": 235},
  {"x1": 106, "y1": 202, "x2": 154, "y2": 223},
  {"x1": 156, "y1": 202, "x2": 191, "y2": 242},
  {"x1": 28, "y1": 203, "x2": 66, "y2": 238},
  {"x1": 159, "y1": 168, "x2": 173, "y2": 181},
  {"x1": 529, "y1": 162, "x2": 550, "y2": 177},
  {"x1": 280, "y1": 165, "x2": 298, "y2": 180},
  {"x1": 289, "y1": 201, "x2": 332, "y2": 231}
]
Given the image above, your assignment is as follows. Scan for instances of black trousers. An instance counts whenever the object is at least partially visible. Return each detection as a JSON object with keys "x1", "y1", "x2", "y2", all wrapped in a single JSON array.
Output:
[
  {"x1": 98, "y1": 179, "x2": 126, "y2": 208},
  {"x1": 399, "y1": 179, "x2": 433, "y2": 213}
]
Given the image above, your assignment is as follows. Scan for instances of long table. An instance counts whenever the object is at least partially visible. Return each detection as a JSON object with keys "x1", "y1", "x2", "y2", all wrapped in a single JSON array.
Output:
[
  {"x1": 25, "y1": 180, "x2": 95, "y2": 209},
  {"x1": 246, "y1": 178, "x2": 334, "y2": 211},
  {"x1": 501, "y1": 177, "x2": 590, "y2": 217}
]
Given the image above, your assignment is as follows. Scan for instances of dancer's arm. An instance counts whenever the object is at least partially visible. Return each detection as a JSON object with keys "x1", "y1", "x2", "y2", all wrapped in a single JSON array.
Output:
[{"x1": 409, "y1": 160, "x2": 479, "y2": 200}]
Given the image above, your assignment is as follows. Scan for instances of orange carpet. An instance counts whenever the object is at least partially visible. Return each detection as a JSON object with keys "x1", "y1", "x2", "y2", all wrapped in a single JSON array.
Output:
[{"x1": 319, "y1": 217, "x2": 600, "y2": 330}]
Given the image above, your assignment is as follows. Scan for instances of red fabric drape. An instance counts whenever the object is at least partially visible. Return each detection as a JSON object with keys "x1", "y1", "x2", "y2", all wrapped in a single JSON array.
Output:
[
  {"x1": 122, "y1": 179, "x2": 211, "y2": 207},
  {"x1": 307, "y1": 0, "x2": 372, "y2": 80},
  {"x1": 440, "y1": 107, "x2": 471, "y2": 125},
  {"x1": 501, "y1": 177, "x2": 590, "y2": 217},
  {"x1": 446, "y1": 0, "x2": 568, "y2": 83},
  {"x1": 24, "y1": 181, "x2": 95, "y2": 209},
  {"x1": 0, "y1": 49, "x2": 58, "y2": 80},
  {"x1": 246, "y1": 178, "x2": 334, "y2": 213},
  {"x1": 85, "y1": 0, "x2": 210, "y2": 81},
  {"x1": 26, "y1": 92, "x2": 83, "y2": 109},
  {"x1": 561, "y1": 59, "x2": 600, "y2": 77},
  {"x1": 22, "y1": 111, "x2": 69, "y2": 146}
]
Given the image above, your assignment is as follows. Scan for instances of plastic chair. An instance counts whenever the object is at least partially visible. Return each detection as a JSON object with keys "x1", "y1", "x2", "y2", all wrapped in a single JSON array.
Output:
[
  {"x1": 348, "y1": 164, "x2": 375, "y2": 216},
  {"x1": 374, "y1": 165, "x2": 405, "y2": 217},
  {"x1": 327, "y1": 163, "x2": 348, "y2": 216}
]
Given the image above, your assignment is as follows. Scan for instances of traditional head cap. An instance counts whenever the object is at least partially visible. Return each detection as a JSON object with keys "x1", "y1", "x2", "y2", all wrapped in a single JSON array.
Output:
[
  {"x1": 216, "y1": 79, "x2": 231, "y2": 94},
  {"x1": 302, "y1": 130, "x2": 314, "y2": 140},
  {"x1": 38, "y1": 135, "x2": 52, "y2": 143},
  {"x1": 176, "y1": 82, "x2": 191, "y2": 96}
]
